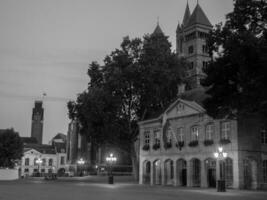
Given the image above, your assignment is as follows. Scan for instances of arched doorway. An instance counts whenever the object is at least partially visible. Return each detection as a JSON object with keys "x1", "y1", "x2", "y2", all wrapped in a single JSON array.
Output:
[
  {"x1": 164, "y1": 159, "x2": 174, "y2": 185},
  {"x1": 57, "y1": 168, "x2": 65, "y2": 177},
  {"x1": 191, "y1": 158, "x2": 201, "y2": 187},
  {"x1": 225, "y1": 158, "x2": 233, "y2": 188},
  {"x1": 143, "y1": 161, "x2": 151, "y2": 184},
  {"x1": 205, "y1": 158, "x2": 216, "y2": 188},
  {"x1": 243, "y1": 159, "x2": 258, "y2": 189},
  {"x1": 153, "y1": 160, "x2": 161, "y2": 185},
  {"x1": 177, "y1": 159, "x2": 187, "y2": 186}
]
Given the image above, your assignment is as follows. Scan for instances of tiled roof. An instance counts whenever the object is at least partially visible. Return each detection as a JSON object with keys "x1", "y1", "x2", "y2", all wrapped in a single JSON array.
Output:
[
  {"x1": 186, "y1": 4, "x2": 212, "y2": 27},
  {"x1": 24, "y1": 144, "x2": 56, "y2": 154},
  {"x1": 152, "y1": 24, "x2": 164, "y2": 35},
  {"x1": 182, "y1": 2, "x2": 191, "y2": 26}
]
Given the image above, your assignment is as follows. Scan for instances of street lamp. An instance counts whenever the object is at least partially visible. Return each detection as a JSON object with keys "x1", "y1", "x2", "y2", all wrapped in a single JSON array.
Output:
[
  {"x1": 214, "y1": 146, "x2": 227, "y2": 192},
  {"x1": 36, "y1": 158, "x2": 43, "y2": 177},
  {"x1": 77, "y1": 158, "x2": 85, "y2": 176},
  {"x1": 106, "y1": 153, "x2": 117, "y2": 184}
]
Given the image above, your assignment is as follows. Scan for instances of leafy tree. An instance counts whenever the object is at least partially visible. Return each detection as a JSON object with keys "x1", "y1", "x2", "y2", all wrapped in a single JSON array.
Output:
[
  {"x1": 202, "y1": 0, "x2": 267, "y2": 120},
  {"x1": 0, "y1": 129, "x2": 23, "y2": 168},
  {"x1": 68, "y1": 33, "x2": 184, "y2": 180}
]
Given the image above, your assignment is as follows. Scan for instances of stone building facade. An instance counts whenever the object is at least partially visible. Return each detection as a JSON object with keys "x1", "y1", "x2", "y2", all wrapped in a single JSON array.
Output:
[{"x1": 138, "y1": 88, "x2": 267, "y2": 189}]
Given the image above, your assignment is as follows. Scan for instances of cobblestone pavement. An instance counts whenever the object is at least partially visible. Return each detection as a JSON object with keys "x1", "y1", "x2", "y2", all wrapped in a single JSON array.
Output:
[{"x1": 0, "y1": 176, "x2": 267, "y2": 200}]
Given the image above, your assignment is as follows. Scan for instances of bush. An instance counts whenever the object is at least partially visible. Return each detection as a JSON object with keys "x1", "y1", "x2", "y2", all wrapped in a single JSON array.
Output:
[
  {"x1": 142, "y1": 144, "x2": 150, "y2": 151},
  {"x1": 188, "y1": 140, "x2": 198, "y2": 147},
  {"x1": 152, "y1": 143, "x2": 160, "y2": 150},
  {"x1": 203, "y1": 139, "x2": 214, "y2": 146}
]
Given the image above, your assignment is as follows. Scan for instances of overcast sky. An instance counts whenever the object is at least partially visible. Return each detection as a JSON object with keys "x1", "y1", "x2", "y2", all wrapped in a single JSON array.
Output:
[{"x1": 0, "y1": 0, "x2": 233, "y2": 144}]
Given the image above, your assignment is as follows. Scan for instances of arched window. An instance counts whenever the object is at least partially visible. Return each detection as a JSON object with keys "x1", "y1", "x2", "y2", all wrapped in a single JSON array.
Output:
[
  {"x1": 25, "y1": 158, "x2": 30, "y2": 166},
  {"x1": 261, "y1": 128, "x2": 267, "y2": 144},
  {"x1": 263, "y1": 160, "x2": 267, "y2": 183},
  {"x1": 225, "y1": 158, "x2": 233, "y2": 187},
  {"x1": 48, "y1": 158, "x2": 53, "y2": 166},
  {"x1": 191, "y1": 126, "x2": 199, "y2": 141},
  {"x1": 205, "y1": 123, "x2": 214, "y2": 140}
]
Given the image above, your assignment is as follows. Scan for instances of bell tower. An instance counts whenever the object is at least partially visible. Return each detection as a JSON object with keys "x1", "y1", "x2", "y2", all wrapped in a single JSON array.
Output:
[
  {"x1": 176, "y1": 2, "x2": 212, "y2": 89},
  {"x1": 31, "y1": 100, "x2": 44, "y2": 144}
]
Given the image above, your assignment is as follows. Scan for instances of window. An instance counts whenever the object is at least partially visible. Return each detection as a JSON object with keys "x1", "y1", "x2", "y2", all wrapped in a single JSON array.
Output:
[
  {"x1": 261, "y1": 128, "x2": 267, "y2": 144},
  {"x1": 24, "y1": 168, "x2": 29, "y2": 172},
  {"x1": 60, "y1": 156, "x2": 65, "y2": 165},
  {"x1": 188, "y1": 62, "x2": 194, "y2": 70},
  {"x1": 154, "y1": 130, "x2": 160, "y2": 145},
  {"x1": 202, "y1": 45, "x2": 208, "y2": 53},
  {"x1": 191, "y1": 126, "x2": 199, "y2": 141},
  {"x1": 48, "y1": 159, "x2": 53, "y2": 166},
  {"x1": 41, "y1": 169, "x2": 45, "y2": 173},
  {"x1": 33, "y1": 169, "x2": 38, "y2": 172},
  {"x1": 221, "y1": 122, "x2": 230, "y2": 140},
  {"x1": 167, "y1": 127, "x2": 172, "y2": 143},
  {"x1": 263, "y1": 160, "x2": 267, "y2": 183},
  {"x1": 203, "y1": 61, "x2": 208, "y2": 68},
  {"x1": 177, "y1": 127, "x2": 184, "y2": 142},
  {"x1": 205, "y1": 124, "x2": 214, "y2": 140},
  {"x1": 34, "y1": 158, "x2": 38, "y2": 166},
  {"x1": 25, "y1": 158, "x2": 30, "y2": 166},
  {"x1": 188, "y1": 45, "x2": 194, "y2": 54},
  {"x1": 144, "y1": 130, "x2": 150, "y2": 145},
  {"x1": 42, "y1": 158, "x2": 46, "y2": 166}
]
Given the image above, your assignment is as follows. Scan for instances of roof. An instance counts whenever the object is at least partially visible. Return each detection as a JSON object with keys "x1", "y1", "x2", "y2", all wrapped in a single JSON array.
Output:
[
  {"x1": 23, "y1": 144, "x2": 56, "y2": 154},
  {"x1": 186, "y1": 4, "x2": 212, "y2": 27},
  {"x1": 21, "y1": 137, "x2": 37, "y2": 144},
  {"x1": 178, "y1": 86, "x2": 209, "y2": 106},
  {"x1": 182, "y1": 2, "x2": 191, "y2": 26},
  {"x1": 152, "y1": 24, "x2": 164, "y2": 35},
  {"x1": 53, "y1": 133, "x2": 66, "y2": 140},
  {"x1": 53, "y1": 142, "x2": 66, "y2": 153}
]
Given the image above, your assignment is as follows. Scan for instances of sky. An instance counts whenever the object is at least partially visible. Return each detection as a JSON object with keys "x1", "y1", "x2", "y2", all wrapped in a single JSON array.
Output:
[{"x1": 0, "y1": 0, "x2": 234, "y2": 144}]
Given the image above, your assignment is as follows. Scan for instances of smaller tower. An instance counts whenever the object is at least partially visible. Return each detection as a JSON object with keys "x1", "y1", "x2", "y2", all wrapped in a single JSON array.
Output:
[{"x1": 31, "y1": 100, "x2": 44, "y2": 144}]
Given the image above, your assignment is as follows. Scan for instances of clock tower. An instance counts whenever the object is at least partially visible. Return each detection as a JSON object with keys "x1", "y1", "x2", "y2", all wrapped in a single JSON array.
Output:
[{"x1": 31, "y1": 100, "x2": 44, "y2": 144}]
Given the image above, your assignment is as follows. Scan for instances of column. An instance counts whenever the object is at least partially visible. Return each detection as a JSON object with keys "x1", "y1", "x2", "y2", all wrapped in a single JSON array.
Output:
[
  {"x1": 187, "y1": 159, "x2": 192, "y2": 187},
  {"x1": 161, "y1": 160, "x2": 165, "y2": 185},
  {"x1": 173, "y1": 160, "x2": 178, "y2": 186},
  {"x1": 200, "y1": 160, "x2": 207, "y2": 187},
  {"x1": 150, "y1": 162, "x2": 154, "y2": 186},
  {"x1": 139, "y1": 160, "x2": 143, "y2": 184}
]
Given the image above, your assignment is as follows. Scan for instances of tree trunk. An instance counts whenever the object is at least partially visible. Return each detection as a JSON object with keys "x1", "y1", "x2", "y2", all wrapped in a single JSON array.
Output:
[{"x1": 130, "y1": 142, "x2": 139, "y2": 181}]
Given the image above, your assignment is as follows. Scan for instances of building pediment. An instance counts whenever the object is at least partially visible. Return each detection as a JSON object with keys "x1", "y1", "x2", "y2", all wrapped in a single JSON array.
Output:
[
  {"x1": 24, "y1": 148, "x2": 42, "y2": 156},
  {"x1": 163, "y1": 98, "x2": 205, "y2": 120}
]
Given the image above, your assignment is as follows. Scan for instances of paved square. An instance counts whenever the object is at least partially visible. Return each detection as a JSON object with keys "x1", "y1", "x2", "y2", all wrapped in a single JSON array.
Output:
[{"x1": 0, "y1": 176, "x2": 267, "y2": 200}]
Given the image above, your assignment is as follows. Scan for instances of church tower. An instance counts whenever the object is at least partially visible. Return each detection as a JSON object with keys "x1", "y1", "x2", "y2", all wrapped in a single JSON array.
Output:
[
  {"x1": 31, "y1": 100, "x2": 44, "y2": 144},
  {"x1": 176, "y1": 1, "x2": 212, "y2": 89}
]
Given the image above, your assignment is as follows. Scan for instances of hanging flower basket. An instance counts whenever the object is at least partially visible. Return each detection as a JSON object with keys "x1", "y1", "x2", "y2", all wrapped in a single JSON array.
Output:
[
  {"x1": 203, "y1": 139, "x2": 214, "y2": 146},
  {"x1": 142, "y1": 144, "x2": 150, "y2": 151},
  {"x1": 188, "y1": 140, "x2": 198, "y2": 147},
  {"x1": 152, "y1": 143, "x2": 160, "y2": 150},
  {"x1": 164, "y1": 142, "x2": 172, "y2": 149},
  {"x1": 219, "y1": 138, "x2": 231, "y2": 145},
  {"x1": 176, "y1": 141, "x2": 184, "y2": 150}
]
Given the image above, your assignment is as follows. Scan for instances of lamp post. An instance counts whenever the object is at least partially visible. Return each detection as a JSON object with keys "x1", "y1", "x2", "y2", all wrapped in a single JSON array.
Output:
[
  {"x1": 77, "y1": 158, "x2": 85, "y2": 176},
  {"x1": 106, "y1": 153, "x2": 117, "y2": 184},
  {"x1": 36, "y1": 158, "x2": 43, "y2": 177},
  {"x1": 214, "y1": 146, "x2": 227, "y2": 192}
]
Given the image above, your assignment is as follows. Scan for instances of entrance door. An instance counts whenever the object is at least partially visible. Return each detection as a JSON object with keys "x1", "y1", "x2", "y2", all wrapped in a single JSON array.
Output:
[
  {"x1": 181, "y1": 169, "x2": 187, "y2": 186},
  {"x1": 243, "y1": 159, "x2": 252, "y2": 189},
  {"x1": 208, "y1": 168, "x2": 216, "y2": 187}
]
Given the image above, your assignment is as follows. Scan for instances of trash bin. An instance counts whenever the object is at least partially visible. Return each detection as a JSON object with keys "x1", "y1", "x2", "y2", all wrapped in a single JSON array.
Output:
[
  {"x1": 108, "y1": 175, "x2": 114, "y2": 184},
  {"x1": 217, "y1": 180, "x2": 226, "y2": 192}
]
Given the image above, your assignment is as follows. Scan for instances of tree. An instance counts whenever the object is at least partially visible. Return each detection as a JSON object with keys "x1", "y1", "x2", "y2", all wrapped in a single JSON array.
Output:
[
  {"x1": 201, "y1": 0, "x2": 267, "y2": 120},
  {"x1": 0, "y1": 129, "x2": 23, "y2": 168},
  {"x1": 68, "y1": 34, "x2": 184, "y2": 180}
]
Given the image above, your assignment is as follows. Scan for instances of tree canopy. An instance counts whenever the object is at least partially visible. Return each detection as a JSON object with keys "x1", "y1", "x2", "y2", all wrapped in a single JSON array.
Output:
[
  {"x1": 202, "y1": 0, "x2": 267, "y2": 120},
  {"x1": 0, "y1": 129, "x2": 23, "y2": 168},
  {"x1": 68, "y1": 32, "x2": 185, "y2": 179}
]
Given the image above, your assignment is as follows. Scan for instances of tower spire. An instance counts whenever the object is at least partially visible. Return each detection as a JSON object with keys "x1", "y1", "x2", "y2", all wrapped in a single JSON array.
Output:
[{"x1": 182, "y1": 0, "x2": 191, "y2": 26}]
